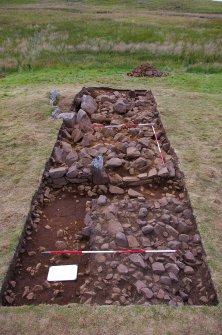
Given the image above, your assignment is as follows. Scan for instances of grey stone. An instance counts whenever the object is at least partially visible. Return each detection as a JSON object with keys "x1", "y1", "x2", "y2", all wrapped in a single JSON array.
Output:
[
  {"x1": 134, "y1": 280, "x2": 146, "y2": 293},
  {"x1": 115, "y1": 232, "x2": 129, "y2": 247},
  {"x1": 141, "y1": 287, "x2": 153, "y2": 299},
  {"x1": 154, "y1": 223, "x2": 164, "y2": 235},
  {"x1": 65, "y1": 151, "x2": 79, "y2": 166},
  {"x1": 97, "y1": 195, "x2": 107, "y2": 206},
  {"x1": 160, "y1": 276, "x2": 172, "y2": 286},
  {"x1": 128, "y1": 188, "x2": 143, "y2": 197},
  {"x1": 109, "y1": 185, "x2": 124, "y2": 194},
  {"x1": 132, "y1": 157, "x2": 147, "y2": 170},
  {"x1": 166, "y1": 225, "x2": 179, "y2": 238},
  {"x1": 178, "y1": 220, "x2": 189, "y2": 233},
  {"x1": 184, "y1": 251, "x2": 195, "y2": 263},
  {"x1": 53, "y1": 147, "x2": 67, "y2": 163},
  {"x1": 72, "y1": 127, "x2": 84, "y2": 143},
  {"x1": 127, "y1": 235, "x2": 139, "y2": 248},
  {"x1": 161, "y1": 214, "x2": 171, "y2": 223},
  {"x1": 113, "y1": 100, "x2": 128, "y2": 114},
  {"x1": 106, "y1": 158, "x2": 123, "y2": 168},
  {"x1": 148, "y1": 168, "x2": 158, "y2": 178},
  {"x1": 129, "y1": 254, "x2": 146, "y2": 269},
  {"x1": 58, "y1": 112, "x2": 76, "y2": 128},
  {"x1": 66, "y1": 165, "x2": 78, "y2": 178},
  {"x1": 138, "y1": 207, "x2": 148, "y2": 218},
  {"x1": 158, "y1": 167, "x2": 169, "y2": 177},
  {"x1": 49, "y1": 167, "x2": 68, "y2": 179},
  {"x1": 126, "y1": 147, "x2": 140, "y2": 158},
  {"x1": 107, "y1": 220, "x2": 123, "y2": 235},
  {"x1": 138, "y1": 138, "x2": 149, "y2": 147},
  {"x1": 61, "y1": 141, "x2": 72, "y2": 152},
  {"x1": 167, "y1": 240, "x2": 181, "y2": 249},
  {"x1": 165, "y1": 263, "x2": 180, "y2": 275},
  {"x1": 152, "y1": 262, "x2": 165, "y2": 274},
  {"x1": 77, "y1": 109, "x2": 91, "y2": 130},
  {"x1": 117, "y1": 264, "x2": 128, "y2": 274},
  {"x1": 142, "y1": 225, "x2": 154, "y2": 235},
  {"x1": 81, "y1": 94, "x2": 97, "y2": 115}
]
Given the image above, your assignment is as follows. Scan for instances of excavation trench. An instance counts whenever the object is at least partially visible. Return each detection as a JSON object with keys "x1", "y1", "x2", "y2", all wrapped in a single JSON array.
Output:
[{"x1": 0, "y1": 87, "x2": 218, "y2": 306}]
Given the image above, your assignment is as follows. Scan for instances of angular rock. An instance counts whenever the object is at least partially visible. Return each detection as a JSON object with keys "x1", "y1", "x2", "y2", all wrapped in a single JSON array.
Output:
[
  {"x1": 129, "y1": 254, "x2": 146, "y2": 269},
  {"x1": 72, "y1": 126, "x2": 83, "y2": 143},
  {"x1": 113, "y1": 100, "x2": 128, "y2": 114},
  {"x1": 128, "y1": 188, "x2": 143, "y2": 197},
  {"x1": 97, "y1": 195, "x2": 107, "y2": 206},
  {"x1": 132, "y1": 157, "x2": 147, "y2": 170},
  {"x1": 158, "y1": 167, "x2": 169, "y2": 177},
  {"x1": 106, "y1": 158, "x2": 123, "y2": 168},
  {"x1": 109, "y1": 185, "x2": 124, "y2": 194},
  {"x1": 81, "y1": 94, "x2": 97, "y2": 115},
  {"x1": 160, "y1": 276, "x2": 172, "y2": 286},
  {"x1": 117, "y1": 264, "x2": 128, "y2": 274},
  {"x1": 65, "y1": 151, "x2": 79, "y2": 166},
  {"x1": 115, "y1": 232, "x2": 129, "y2": 247},
  {"x1": 148, "y1": 168, "x2": 158, "y2": 178},
  {"x1": 49, "y1": 167, "x2": 68, "y2": 179},
  {"x1": 165, "y1": 263, "x2": 180, "y2": 275},
  {"x1": 138, "y1": 138, "x2": 149, "y2": 147},
  {"x1": 61, "y1": 141, "x2": 72, "y2": 152},
  {"x1": 127, "y1": 235, "x2": 139, "y2": 248},
  {"x1": 184, "y1": 251, "x2": 196, "y2": 263},
  {"x1": 58, "y1": 112, "x2": 76, "y2": 128},
  {"x1": 168, "y1": 240, "x2": 181, "y2": 249},
  {"x1": 66, "y1": 165, "x2": 78, "y2": 178},
  {"x1": 77, "y1": 109, "x2": 91, "y2": 130},
  {"x1": 134, "y1": 280, "x2": 146, "y2": 293},
  {"x1": 141, "y1": 287, "x2": 154, "y2": 299},
  {"x1": 126, "y1": 147, "x2": 140, "y2": 158},
  {"x1": 142, "y1": 225, "x2": 154, "y2": 235},
  {"x1": 152, "y1": 262, "x2": 165, "y2": 274}
]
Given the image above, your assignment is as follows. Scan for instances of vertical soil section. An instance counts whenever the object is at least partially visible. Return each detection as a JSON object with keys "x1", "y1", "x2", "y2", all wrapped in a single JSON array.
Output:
[{"x1": 0, "y1": 87, "x2": 218, "y2": 306}]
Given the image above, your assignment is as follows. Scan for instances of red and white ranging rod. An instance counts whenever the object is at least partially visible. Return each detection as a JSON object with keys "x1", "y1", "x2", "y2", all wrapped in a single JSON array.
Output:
[
  {"x1": 42, "y1": 249, "x2": 177, "y2": 256},
  {"x1": 90, "y1": 123, "x2": 154, "y2": 129},
  {"x1": 151, "y1": 125, "x2": 165, "y2": 165}
]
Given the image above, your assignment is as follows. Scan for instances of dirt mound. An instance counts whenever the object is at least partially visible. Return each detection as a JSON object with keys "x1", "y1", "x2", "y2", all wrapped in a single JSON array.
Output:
[{"x1": 127, "y1": 63, "x2": 168, "y2": 78}]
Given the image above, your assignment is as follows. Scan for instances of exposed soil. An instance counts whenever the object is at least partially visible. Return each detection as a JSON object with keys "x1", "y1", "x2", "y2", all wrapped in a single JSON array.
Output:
[
  {"x1": 127, "y1": 63, "x2": 168, "y2": 78},
  {"x1": 0, "y1": 87, "x2": 218, "y2": 307}
]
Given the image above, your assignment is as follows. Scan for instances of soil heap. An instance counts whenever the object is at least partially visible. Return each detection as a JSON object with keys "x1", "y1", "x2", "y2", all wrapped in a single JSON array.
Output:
[{"x1": 127, "y1": 63, "x2": 168, "y2": 78}]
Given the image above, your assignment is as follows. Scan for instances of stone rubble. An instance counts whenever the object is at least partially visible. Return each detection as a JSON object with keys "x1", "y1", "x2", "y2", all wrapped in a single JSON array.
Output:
[{"x1": 2, "y1": 87, "x2": 217, "y2": 307}]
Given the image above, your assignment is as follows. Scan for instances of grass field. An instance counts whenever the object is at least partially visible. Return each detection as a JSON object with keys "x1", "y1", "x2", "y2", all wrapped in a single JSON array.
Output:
[{"x1": 0, "y1": 1, "x2": 222, "y2": 334}]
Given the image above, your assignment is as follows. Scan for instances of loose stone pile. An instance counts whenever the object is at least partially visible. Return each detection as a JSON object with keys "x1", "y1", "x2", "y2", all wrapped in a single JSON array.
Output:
[
  {"x1": 127, "y1": 63, "x2": 168, "y2": 78},
  {"x1": 1, "y1": 87, "x2": 217, "y2": 307}
]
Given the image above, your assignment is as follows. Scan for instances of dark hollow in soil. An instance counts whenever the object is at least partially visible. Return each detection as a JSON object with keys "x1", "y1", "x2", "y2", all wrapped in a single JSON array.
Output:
[{"x1": 0, "y1": 87, "x2": 218, "y2": 307}]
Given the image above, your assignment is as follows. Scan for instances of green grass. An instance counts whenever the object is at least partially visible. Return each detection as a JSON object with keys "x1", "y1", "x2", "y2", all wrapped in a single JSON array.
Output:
[{"x1": 0, "y1": 2, "x2": 222, "y2": 72}]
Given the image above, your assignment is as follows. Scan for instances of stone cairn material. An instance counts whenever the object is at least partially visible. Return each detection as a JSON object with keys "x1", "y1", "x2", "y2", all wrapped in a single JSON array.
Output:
[
  {"x1": 127, "y1": 63, "x2": 168, "y2": 78},
  {"x1": 1, "y1": 87, "x2": 217, "y2": 307}
]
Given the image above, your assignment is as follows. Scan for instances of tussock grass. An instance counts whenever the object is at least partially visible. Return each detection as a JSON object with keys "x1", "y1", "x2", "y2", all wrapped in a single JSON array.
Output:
[{"x1": 0, "y1": 4, "x2": 222, "y2": 71}]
